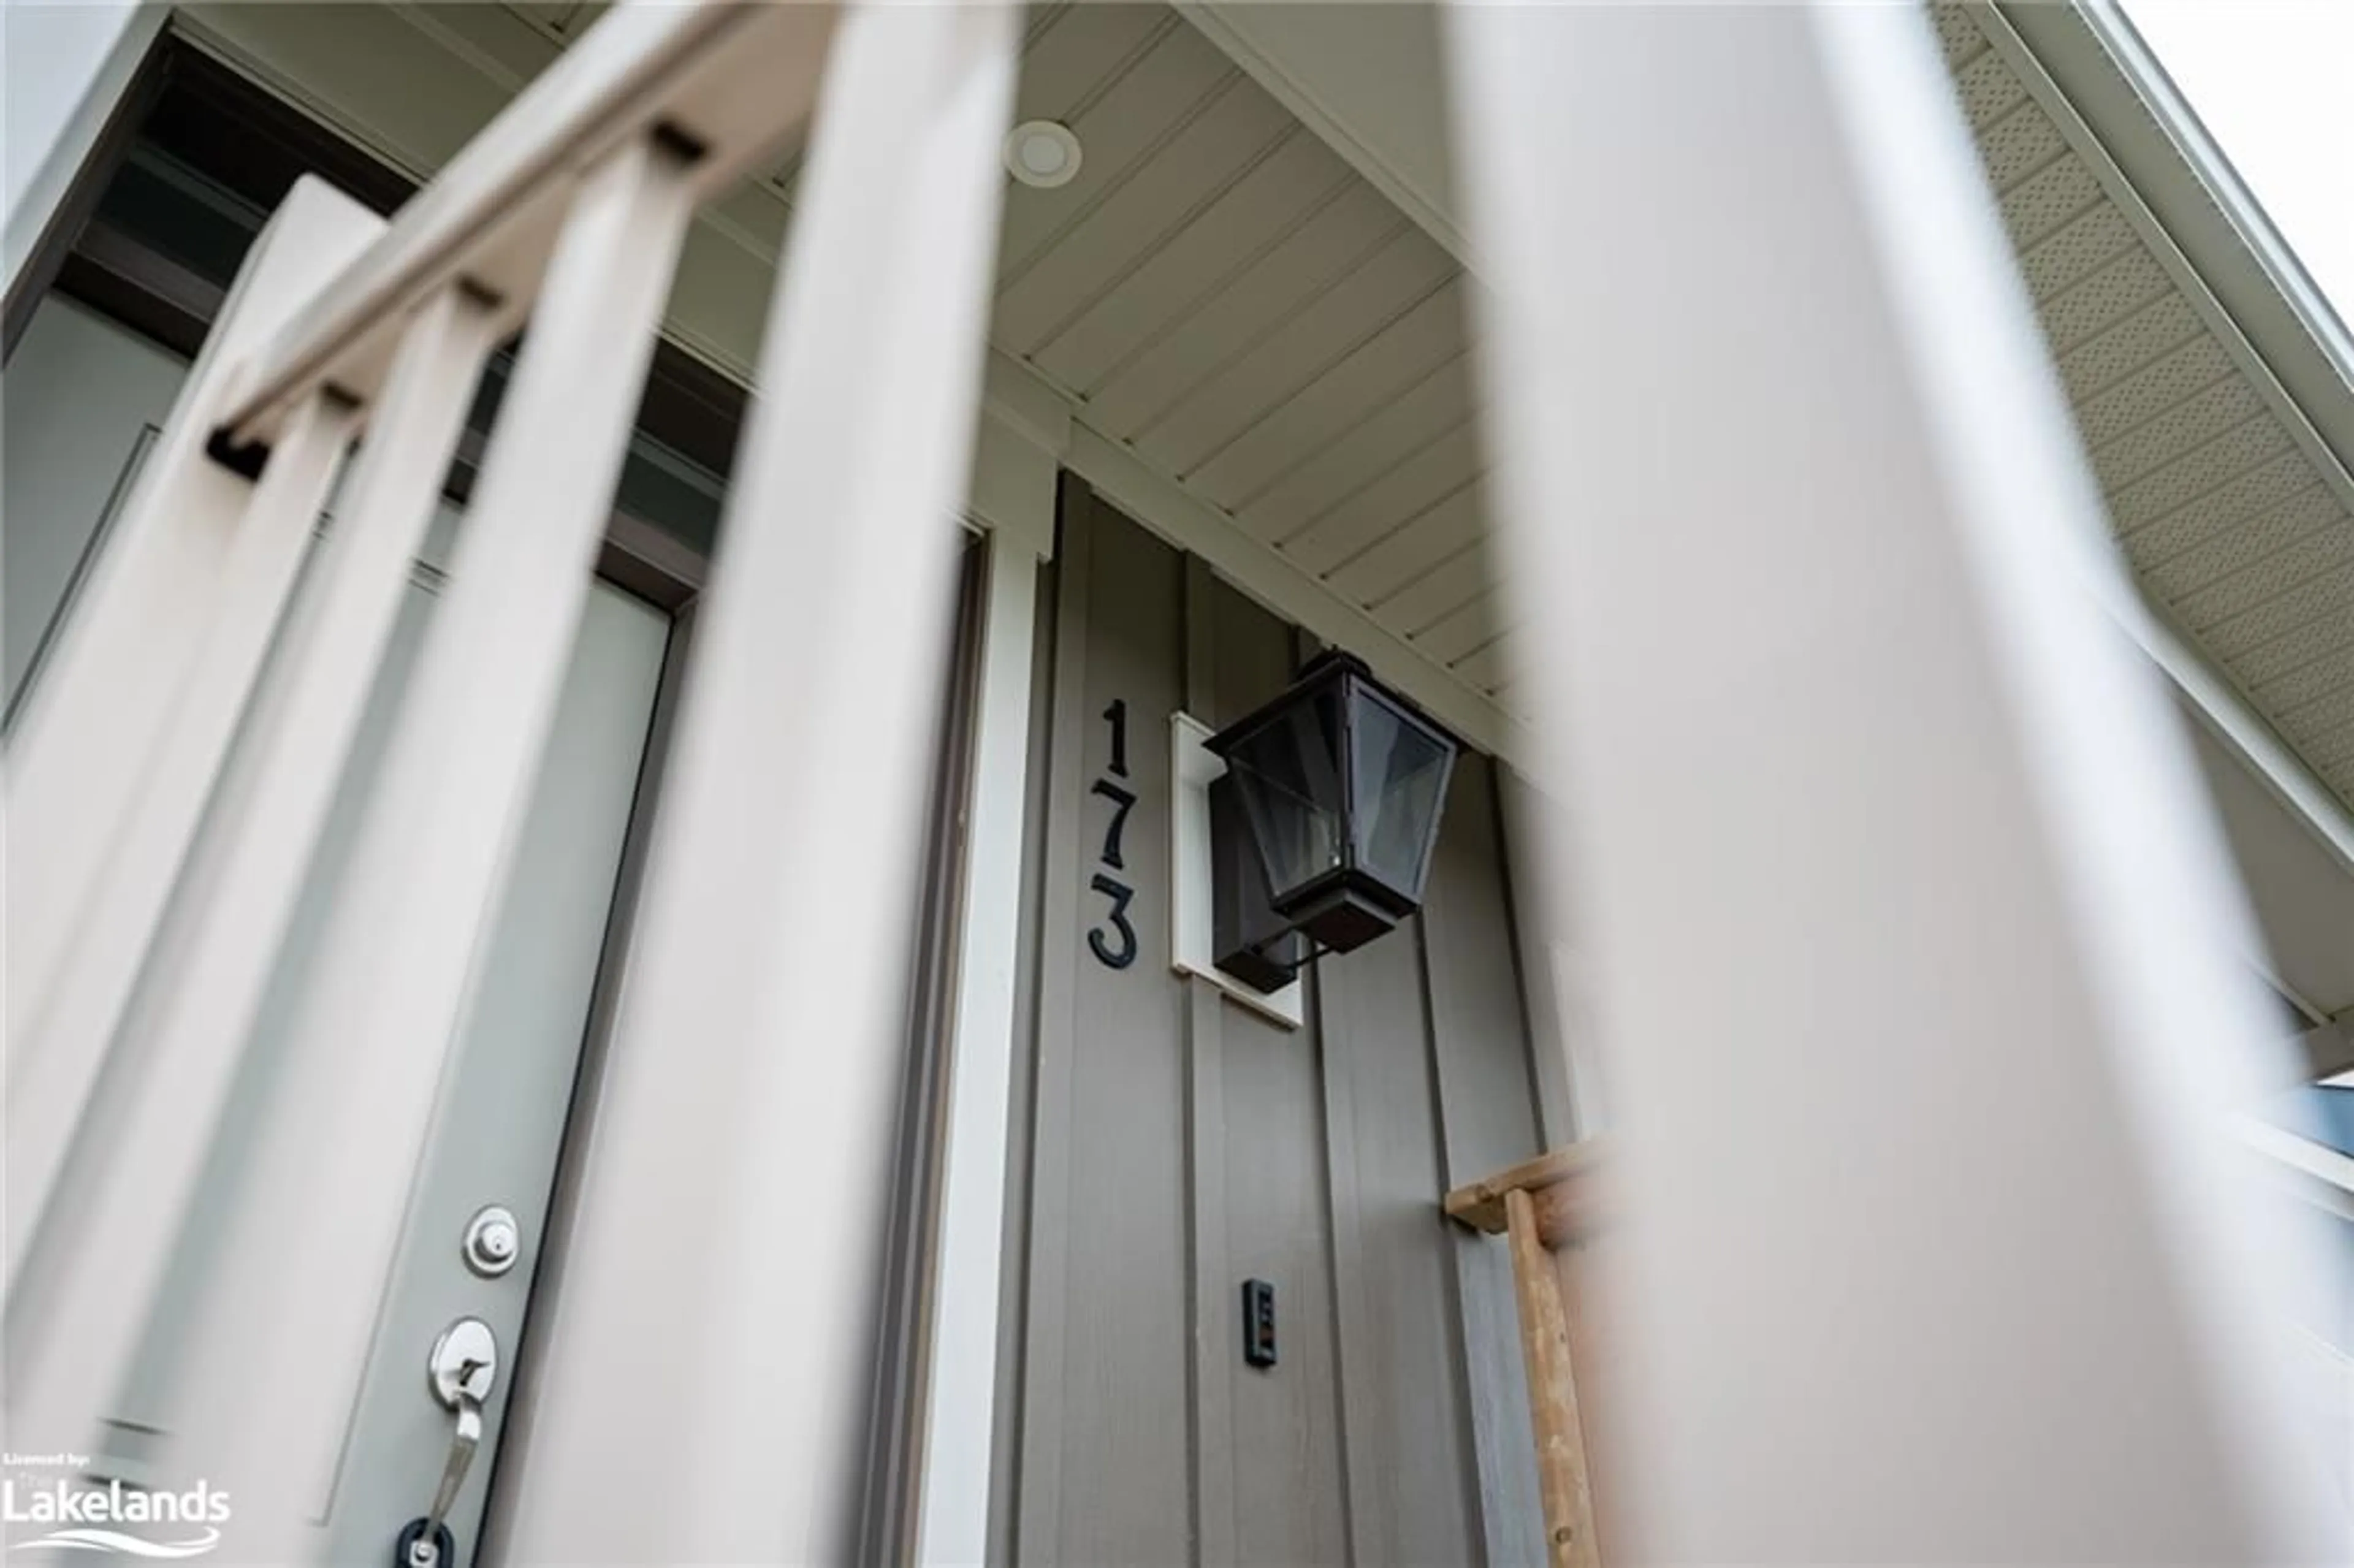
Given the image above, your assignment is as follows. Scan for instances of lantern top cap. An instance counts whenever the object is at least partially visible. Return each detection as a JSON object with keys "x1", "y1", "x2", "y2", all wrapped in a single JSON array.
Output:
[{"x1": 1203, "y1": 649, "x2": 1457, "y2": 759}]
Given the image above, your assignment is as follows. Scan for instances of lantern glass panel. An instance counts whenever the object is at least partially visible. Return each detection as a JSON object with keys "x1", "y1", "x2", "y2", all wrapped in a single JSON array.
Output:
[
  {"x1": 1348, "y1": 691, "x2": 1453, "y2": 900},
  {"x1": 1222, "y1": 682, "x2": 1346, "y2": 902}
]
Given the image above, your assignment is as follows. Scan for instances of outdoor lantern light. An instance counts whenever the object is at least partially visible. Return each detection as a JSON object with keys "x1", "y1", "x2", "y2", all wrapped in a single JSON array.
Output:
[{"x1": 1204, "y1": 650, "x2": 1459, "y2": 988}]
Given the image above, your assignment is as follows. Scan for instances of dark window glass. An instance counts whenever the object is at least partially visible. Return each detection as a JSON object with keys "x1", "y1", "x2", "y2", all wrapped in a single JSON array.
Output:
[
  {"x1": 1222, "y1": 683, "x2": 1346, "y2": 900},
  {"x1": 1350, "y1": 692, "x2": 1452, "y2": 900}
]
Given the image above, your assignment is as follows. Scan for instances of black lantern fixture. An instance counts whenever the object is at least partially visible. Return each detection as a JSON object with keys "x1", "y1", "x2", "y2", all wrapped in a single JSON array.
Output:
[{"x1": 1204, "y1": 650, "x2": 1459, "y2": 990}]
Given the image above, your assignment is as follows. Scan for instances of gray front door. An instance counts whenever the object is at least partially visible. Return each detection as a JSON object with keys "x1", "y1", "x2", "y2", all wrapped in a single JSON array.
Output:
[
  {"x1": 6, "y1": 287, "x2": 679, "y2": 1566},
  {"x1": 2, "y1": 295, "x2": 185, "y2": 722},
  {"x1": 97, "y1": 527, "x2": 675, "y2": 1568},
  {"x1": 112, "y1": 539, "x2": 674, "y2": 1568},
  {"x1": 302, "y1": 562, "x2": 671, "y2": 1568}
]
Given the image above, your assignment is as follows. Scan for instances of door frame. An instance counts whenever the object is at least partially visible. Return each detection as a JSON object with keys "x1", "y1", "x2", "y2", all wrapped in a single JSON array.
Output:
[{"x1": 1, "y1": 1, "x2": 167, "y2": 358}]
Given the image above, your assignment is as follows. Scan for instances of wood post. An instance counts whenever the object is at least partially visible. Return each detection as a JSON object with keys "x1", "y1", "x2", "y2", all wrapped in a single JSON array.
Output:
[{"x1": 1504, "y1": 1186, "x2": 1602, "y2": 1568}]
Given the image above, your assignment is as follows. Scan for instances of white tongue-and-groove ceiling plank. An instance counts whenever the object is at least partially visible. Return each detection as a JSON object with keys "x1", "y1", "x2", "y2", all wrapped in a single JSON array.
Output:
[
  {"x1": 1117, "y1": 229, "x2": 1458, "y2": 475},
  {"x1": 1319, "y1": 476, "x2": 1490, "y2": 607},
  {"x1": 1272, "y1": 419, "x2": 1483, "y2": 566},
  {"x1": 1232, "y1": 351, "x2": 1479, "y2": 535},
  {"x1": 1021, "y1": 129, "x2": 1354, "y2": 388}
]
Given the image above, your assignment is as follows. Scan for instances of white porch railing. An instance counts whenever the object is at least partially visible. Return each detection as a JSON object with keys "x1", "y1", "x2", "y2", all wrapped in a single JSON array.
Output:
[
  {"x1": 1, "y1": 1, "x2": 2336, "y2": 1562},
  {"x1": 4, "y1": 2, "x2": 1007, "y2": 1560}
]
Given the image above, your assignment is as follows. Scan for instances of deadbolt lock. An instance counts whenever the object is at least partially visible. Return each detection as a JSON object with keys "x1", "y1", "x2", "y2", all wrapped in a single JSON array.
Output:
[{"x1": 460, "y1": 1206, "x2": 520, "y2": 1278}]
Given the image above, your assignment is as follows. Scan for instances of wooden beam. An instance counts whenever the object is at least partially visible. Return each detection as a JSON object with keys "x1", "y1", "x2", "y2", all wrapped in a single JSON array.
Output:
[
  {"x1": 216, "y1": 4, "x2": 837, "y2": 441},
  {"x1": 1444, "y1": 1138, "x2": 1609, "y2": 1238}
]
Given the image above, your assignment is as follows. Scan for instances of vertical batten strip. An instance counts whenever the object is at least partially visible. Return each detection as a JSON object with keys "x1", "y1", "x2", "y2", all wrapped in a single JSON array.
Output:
[
  {"x1": 4, "y1": 286, "x2": 499, "y2": 1464},
  {"x1": 1015, "y1": 484, "x2": 1097, "y2": 1567},
  {"x1": 492, "y1": 6, "x2": 1019, "y2": 1559},
  {"x1": 1446, "y1": 2, "x2": 2335, "y2": 1558},
  {"x1": 1491, "y1": 766, "x2": 1591, "y2": 1144},
  {"x1": 159, "y1": 135, "x2": 702, "y2": 1558},
  {"x1": 1179, "y1": 555, "x2": 1238, "y2": 1568},
  {"x1": 1, "y1": 179, "x2": 383, "y2": 1104},
  {"x1": 3, "y1": 384, "x2": 354, "y2": 1292}
]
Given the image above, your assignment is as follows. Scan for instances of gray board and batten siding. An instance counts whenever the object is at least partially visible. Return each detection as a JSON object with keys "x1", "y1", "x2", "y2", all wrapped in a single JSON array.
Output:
[{"x1": 991, "y1": 478, "x2": 1577, "y2": 1566}]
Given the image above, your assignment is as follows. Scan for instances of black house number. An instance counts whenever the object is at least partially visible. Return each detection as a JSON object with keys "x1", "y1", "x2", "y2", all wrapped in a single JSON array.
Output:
[{"x1": 1086, "y1": 699, "x2": 1138, "y2": 969}]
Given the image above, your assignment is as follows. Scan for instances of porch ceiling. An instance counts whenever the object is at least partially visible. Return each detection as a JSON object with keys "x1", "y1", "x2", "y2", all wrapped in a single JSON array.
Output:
[
  {"x1": 179, "y1": 0, "x2": 1509, "y2": 727},
  {"x1": 177, "y1": 3, "x2": 2354, "y2": 815},
  {"x1": 981, "y1": 6, "x2": 1500, "y2": 690}
]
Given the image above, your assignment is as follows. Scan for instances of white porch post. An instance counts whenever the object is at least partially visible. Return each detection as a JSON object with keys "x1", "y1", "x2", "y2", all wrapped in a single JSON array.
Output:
[
  {"x1": 1446, "y1": 2, "x2": 2337, "y2": 1561},
  {"x1": 492, "y1": 4, "x2": 1019, "y2": 1559}
]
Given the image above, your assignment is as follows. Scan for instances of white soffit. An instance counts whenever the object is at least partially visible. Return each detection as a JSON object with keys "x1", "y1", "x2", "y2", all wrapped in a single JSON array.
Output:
[{"x1": 1934, "y1": 2, "x2": 2354, "y2": 826}]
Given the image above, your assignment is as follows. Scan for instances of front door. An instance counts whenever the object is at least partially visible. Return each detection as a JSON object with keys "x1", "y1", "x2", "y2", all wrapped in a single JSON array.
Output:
[
  {"x1": 5, "y1": 284, "x2": 685, "y2": 1568},
  {"x1": 77, "y1": 492, "x2": 679, "y2": 1568},
  {"x1": 288, "y1": 558, "x2": 672, "y2": 1568}
]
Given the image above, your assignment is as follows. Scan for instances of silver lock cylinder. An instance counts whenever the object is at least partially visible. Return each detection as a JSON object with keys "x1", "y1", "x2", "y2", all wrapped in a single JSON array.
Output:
[{"x1": 461, "y1": 1206, "x2": 520, "y2": 1277}]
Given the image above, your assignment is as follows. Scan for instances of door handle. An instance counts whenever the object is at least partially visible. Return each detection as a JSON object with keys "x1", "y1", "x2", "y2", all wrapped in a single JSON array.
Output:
[{"x1": 393, "y1": 1317, "x2": 497, "y2": 1568}]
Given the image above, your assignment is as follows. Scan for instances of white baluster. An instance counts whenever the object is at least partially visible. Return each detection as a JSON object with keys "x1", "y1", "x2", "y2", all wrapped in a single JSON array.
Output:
[
  {"x1": 159, "y1": 132, "x2": 701, "y2": 1556},
  {"x1": 4, "y1": 386, "x2": 354, "y2": 1285},
  {"x1": 490, "y1": 5, "x2": 1019, "y2": 1560},
  {"x1": 4, "y1": 284, "x2": 498, "y2": 1461},
  {"x1": 3, "y1": 181, "x2": 382, "y2": 1106},
  {"x1": 1444, "y1": 2, "x2": 2336, "y2": 1559}
]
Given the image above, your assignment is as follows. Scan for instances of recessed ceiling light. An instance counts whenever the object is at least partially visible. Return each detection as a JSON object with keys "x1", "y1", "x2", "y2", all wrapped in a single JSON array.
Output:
[{"x1": 1004, "y1": 120, "x2": 1081, "y2": 189}]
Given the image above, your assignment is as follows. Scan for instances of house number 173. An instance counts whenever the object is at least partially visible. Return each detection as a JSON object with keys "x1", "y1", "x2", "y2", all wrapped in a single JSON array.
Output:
[{"x1": 1086, "y1": 699, "x2": 1138, "y2": 969}]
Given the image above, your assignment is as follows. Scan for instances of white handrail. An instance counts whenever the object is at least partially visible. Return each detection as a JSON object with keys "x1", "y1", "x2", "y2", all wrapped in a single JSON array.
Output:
[{"x1": 217, "y1": 2, "x2": 838, "y2": 444}]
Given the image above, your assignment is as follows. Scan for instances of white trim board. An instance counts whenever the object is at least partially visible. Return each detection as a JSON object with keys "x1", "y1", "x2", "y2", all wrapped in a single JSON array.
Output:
[
  {"x1": 915, "y1": 524, "x2": 1046, "y2": 1567},
  {"x1": 2236, "y1": 1116, "x2": 2354, "y2": 1224}
]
